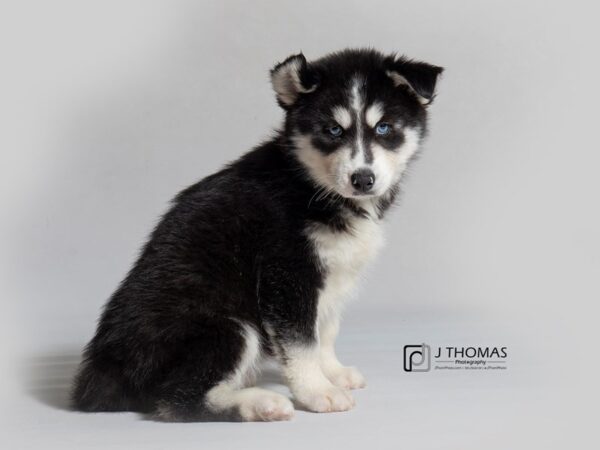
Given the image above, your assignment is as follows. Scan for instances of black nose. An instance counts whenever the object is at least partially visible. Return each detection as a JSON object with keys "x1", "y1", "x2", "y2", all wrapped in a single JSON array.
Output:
[{"x1": 350, "y1": 169, "x2": 375, "y2": 193}]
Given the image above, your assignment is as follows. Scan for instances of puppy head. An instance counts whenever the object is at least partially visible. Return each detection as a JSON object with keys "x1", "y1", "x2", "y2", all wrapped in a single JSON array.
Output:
[{"x1": 271, "y1": 49, "x2": 443, "y2": 199}]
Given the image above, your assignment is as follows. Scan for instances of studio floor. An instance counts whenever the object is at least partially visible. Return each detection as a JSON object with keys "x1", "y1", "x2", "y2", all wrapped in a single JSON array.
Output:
[{"x1": 5, "y1": 306, "x2": 574, "y2": 450}]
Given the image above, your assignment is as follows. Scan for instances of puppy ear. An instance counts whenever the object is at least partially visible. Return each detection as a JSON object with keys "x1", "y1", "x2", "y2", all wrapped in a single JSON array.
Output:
[
  {"x1": 270, "y1": 53, "x2": 319, "y2": 108},
  {"x1": 385, "y1": 56, "x2": 444, "y2": 105}
]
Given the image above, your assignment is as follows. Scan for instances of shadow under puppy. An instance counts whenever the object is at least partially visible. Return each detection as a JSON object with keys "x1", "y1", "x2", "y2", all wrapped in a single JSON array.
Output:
[{"x1": 72, "y1": 48, "x2": 443, "y2": 421}]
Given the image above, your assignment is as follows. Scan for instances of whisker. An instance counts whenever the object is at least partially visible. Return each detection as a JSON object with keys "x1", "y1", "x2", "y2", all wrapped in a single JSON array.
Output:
[{"x1": 307, "y1": 185, "x2": 327, "y2": 209}]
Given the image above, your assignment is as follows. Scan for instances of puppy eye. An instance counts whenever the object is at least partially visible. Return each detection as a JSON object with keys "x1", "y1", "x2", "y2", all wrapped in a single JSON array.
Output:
[
  {"x1": 327, "y1": 125, "x2": 343, "y2": 137},
  {"x1": 375, "y1": 122, "x2": 392, "y2": 136}
]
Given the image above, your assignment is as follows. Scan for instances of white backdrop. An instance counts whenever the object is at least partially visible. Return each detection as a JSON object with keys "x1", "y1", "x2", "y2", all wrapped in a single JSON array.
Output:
[{"x1": 1, "y1": 1, "x2": 598, "y2": 449}]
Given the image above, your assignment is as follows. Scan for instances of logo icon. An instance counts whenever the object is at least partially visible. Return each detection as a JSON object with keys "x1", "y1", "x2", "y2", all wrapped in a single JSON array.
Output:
[{"x1": 403, "y1": 344, "x2": 431, "y2": 372}]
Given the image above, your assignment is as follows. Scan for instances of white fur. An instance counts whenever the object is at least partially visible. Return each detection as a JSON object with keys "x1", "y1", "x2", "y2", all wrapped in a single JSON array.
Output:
[
  {"x1": 317, "y1": 279, "x2": 366, "y2": 390},
  {"x1": 365, "y1": 102, "x2": 384, "y2": 128},
  {"x1": 205, "y1": 322, "x2": 294, "y2": 421},
  {"x1": 293, "y1": 134, "x2": 350, "y2": 193},
  {"x1": 350, "y1": 78, "x2": 366, "y2": 165},
  {"x1": 307, "y1": 214, "x2": 384, "y2": 391},
  {"x1": 308, "y1": 216, "x2": 384, "y2": 322},
  {"x1": 350, "y1": 77, "x2": 364, "y2": 112},
  {"x1": 369, "y1": 126, "x2": 421, "y2": 196},
  {"x1": 283, "y1": 344, "x2": 355, "y2": 412},
  {"x1": 332, "y1": 106, "x2": 353, "y2": 129}
]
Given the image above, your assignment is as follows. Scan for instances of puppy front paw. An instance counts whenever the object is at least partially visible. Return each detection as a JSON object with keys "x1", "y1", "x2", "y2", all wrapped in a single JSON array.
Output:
[
  {"x1": 326, "y1": 366, "x2": 367, "y2": 390},
  {"x1": 295, "y1": 385, "x2": 355, "y2": 413}
]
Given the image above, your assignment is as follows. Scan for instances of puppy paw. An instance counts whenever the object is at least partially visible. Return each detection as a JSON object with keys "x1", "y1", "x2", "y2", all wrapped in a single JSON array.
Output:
[
  {"x1": 296, "y1": 385, "x2": 355, "y2": 413},
  {"x1": 327, "y1": 366, "x2": 367, "y2": 390},
  {"x1": 240, "y1": 391, "x2": 295, "y2": 422}
]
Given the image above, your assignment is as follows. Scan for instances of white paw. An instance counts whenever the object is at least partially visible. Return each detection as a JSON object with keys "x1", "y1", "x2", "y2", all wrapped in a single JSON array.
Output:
[
  {"x1": 243, "y1": 392, "x2": 295, "y2": 422},
  {"x1": 296, "y1": 385, "x2": 355, "y2": 413},
  {"x1": 327, "y1": 366, "x2": 367, "y2": 390}
]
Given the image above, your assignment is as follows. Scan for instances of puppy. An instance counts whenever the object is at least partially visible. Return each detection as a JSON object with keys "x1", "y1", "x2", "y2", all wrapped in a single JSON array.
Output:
[{"x1": 72, "y1": 48, "x2": 443, "y2": 421}]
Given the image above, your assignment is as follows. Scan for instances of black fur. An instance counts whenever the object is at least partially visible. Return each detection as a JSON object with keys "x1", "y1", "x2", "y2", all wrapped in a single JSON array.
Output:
[{"x1": 72, "y1": 48, "x2": 442, "y2": 421}]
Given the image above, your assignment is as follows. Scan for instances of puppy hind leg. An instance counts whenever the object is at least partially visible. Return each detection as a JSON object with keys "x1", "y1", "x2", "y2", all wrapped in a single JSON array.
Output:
[
  {"x1": 152, "y1": 320, "x2": 293, "y2": 422},
  {"x1": 204, "y1": 323, "x2": 294, "y2": 421}
]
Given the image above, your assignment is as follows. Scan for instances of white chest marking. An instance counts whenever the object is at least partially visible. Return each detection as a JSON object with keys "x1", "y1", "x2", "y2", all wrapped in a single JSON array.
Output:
[{"x1": 308, "y1": 217, "x2": 384, "y2": 325}]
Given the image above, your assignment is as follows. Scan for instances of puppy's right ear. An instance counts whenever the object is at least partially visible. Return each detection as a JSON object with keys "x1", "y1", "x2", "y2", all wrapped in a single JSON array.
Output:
[{"x1": 270, "y1": 53, "x2": 319, "y2": 108}]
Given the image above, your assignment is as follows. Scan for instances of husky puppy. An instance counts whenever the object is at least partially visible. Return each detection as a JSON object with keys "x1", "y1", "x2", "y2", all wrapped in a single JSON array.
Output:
[{"x1": 72, "y1": 49, "x2": 443, "y2": 421}]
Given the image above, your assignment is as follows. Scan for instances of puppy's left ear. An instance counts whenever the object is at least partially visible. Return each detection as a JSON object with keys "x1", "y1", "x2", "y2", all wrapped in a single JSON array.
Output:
[
  {"x1": 385, "y1": 56, "x2": 444, "y2": 105},
  {"x1": 271, "y1": 53, "x2": 319, "y2": 108}
]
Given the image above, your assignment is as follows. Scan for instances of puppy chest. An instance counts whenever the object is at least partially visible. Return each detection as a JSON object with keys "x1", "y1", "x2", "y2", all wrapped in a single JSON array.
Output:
[{"x1": 308, "y1": 219, "x2": 384, "y2": 312}]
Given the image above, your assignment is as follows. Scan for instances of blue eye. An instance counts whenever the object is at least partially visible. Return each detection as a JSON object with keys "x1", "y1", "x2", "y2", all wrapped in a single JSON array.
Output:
[
  {"x1": 328, "y1": 125, "x2": 343, "y2": 137},
  {"x1": 375, "y1": 122, "x2": 391, "y2": 135}
]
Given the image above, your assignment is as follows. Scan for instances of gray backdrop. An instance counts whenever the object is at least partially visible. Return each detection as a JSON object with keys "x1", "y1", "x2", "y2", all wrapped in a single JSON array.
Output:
[{"x1": 1, "y1": 1, "x2": 597, "y2": 449}]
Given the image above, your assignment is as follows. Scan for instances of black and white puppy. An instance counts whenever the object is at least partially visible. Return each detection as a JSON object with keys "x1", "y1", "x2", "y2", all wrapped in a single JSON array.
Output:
[{"x1": 72, "y1": 49, "x2": 443, "y2": 421}]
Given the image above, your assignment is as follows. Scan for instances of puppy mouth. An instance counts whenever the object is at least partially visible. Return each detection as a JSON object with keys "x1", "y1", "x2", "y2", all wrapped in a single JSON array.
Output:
[
  {"x1": 349, "y1": 191, "x2": 378, "y2": 198},
  {"x1": 335, "y1": 186, "x2": 381, "y2": 200}
]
